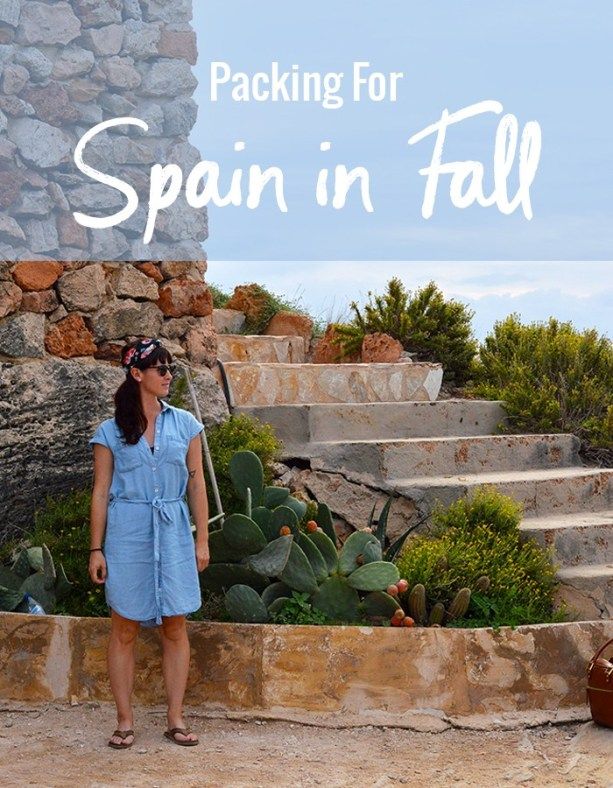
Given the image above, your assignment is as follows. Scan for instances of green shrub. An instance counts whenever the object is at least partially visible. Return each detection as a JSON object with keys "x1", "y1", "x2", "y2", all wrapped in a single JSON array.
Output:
[
  {"x1": 470, "y1": 315, "x2": 613, "y2": 450},
  {"x1": 395, "y1": 487, "x2": 561, "y2": 627},
  {"x1": 205, "y1": 414, "x2": 282, "y2": 518},
  {"x1": 335, "y1": 278, "x2": 477, "y2": 384},
  {"x1": 208, "y1": 283, "x2": 231, "y2": 309},
  {"x1": 270, "y1": 591, "x2": 331, "y2": 625},
  {"x1": 18, "y1": 489, "x2": 108, "y2": 618}
]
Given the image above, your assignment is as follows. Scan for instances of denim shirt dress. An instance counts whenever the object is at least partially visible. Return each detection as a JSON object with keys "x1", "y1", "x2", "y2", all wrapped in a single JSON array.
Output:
[{"x1": 89, "y1": 400, "x2": 204, "y2": 626}]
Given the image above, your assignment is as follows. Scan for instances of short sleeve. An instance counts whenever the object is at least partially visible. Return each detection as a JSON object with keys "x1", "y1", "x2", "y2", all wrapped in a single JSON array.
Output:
[
  {"x1": 184, "y1": 410, "x2": 205, "y2": 441},
  {"x1": 89, "y1": 421, "x2": 112, "y2": 450}
]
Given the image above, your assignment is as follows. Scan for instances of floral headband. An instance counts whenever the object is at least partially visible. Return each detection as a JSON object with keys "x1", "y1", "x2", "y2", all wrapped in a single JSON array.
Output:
[{"x1": 121, "y1": 338, "x2": 162, "y2": 370}]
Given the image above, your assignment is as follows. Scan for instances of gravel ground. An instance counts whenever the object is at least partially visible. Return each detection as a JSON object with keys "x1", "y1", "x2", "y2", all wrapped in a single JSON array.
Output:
[{"x1": 0, "y1": 702, "x2": 611, "y2": 787}]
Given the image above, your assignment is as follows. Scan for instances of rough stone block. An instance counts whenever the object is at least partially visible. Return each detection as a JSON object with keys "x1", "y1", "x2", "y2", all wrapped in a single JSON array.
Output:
[
  {"x1": 0, "y1": 311, "x2": 45, "y2": 357},
  {"x1": 7, "y1": 117, "x2": 72, "y2": 168},
  {"x1": 17, "y1": 2, "x2": 81, "y2": 46},
  {"x1": 10, "y1": 260, "x2": 63, "y2": 291},
  {"x1": 57, "y1": 264, "x2": 106, "y2": 312}
]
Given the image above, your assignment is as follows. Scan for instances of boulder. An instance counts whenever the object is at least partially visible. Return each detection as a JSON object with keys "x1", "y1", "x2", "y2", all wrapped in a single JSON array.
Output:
[
  {"x1": 212, "y1": 308, "x2": 245, "y2": 334},
  {"x1": 157, "y1": 278, "x2": 212, "y2": 318},
  {"x1": 264, "y1": 310, "x2": 313, "y2": 347},
  {"x1": 44, "y1": 313, "x2": 97, "y2": 359},
  {"x1": 312, "y1": 324, "x2": 358, "y2": 364},
  {"x1": 225, "y1": 284, "x2": 269, "y2": 328},
  {"x1": 57, "y1": 264, "x2": 106, "y2": 312},
  {"x1": 11, "y1": 261, "x2": 63, "y2": 291},
  {"x1": 361, "y1": 332, "x2": 403, "y2": 363}
]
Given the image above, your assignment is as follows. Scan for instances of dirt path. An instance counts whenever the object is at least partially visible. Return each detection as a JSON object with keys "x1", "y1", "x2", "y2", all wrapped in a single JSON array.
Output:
[{"x1": 0, "y1": 702, "x2": 611, "y2": 787}]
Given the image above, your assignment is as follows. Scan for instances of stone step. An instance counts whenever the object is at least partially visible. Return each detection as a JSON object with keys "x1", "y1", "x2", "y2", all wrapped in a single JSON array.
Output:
[
  {"x1": 390, "y1": 467, "x2": 612, "y2": 518},
  {"x1": 306, "y1": 434, "x2": 580, "y2": 480},
  {"x1": 221, "y1": 361, "x2": 443, "y2": 406},
  {"x1": 217, "y1": 334, "x2": 306, "y2": 364},
  {"x1": 237, "y1": 400, "x2": 508, "y2": 444},
  {"x1": 556, "y1": 564, "x2": 613, "y2": 620},
  {"x1": 520, "y1": 510, "x2": 613, "y2": 566}
]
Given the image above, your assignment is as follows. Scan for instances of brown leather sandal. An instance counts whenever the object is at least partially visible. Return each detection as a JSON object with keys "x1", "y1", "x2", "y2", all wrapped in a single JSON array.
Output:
[
  {"x1": 164, "y1": 727, "x2": 199, "y2": 746},
  {"x1": 108, "y1": 729, "x2": 135, "y2": 749}
]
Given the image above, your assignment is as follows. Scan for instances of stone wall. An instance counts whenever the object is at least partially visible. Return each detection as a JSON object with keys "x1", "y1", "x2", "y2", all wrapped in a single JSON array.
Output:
[
  {"x1": 0, "y1": 612, "x2": 610, "y2": 728},
  {"x1": 0, "y1": 0, "x2": 206, "y2": 261},
  {"x1": 0, "y1": 261, "x2": 228, "y2": 539}
]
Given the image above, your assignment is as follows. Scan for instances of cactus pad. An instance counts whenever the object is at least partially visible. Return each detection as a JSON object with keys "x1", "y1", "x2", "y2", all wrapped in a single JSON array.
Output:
[
  {"x1": 247, "y1": 535, "x2": 293, "y2": 577},
  {"x1": 316, "y1": 502, "x2": 337, "y2": 545},
  {"x1": 270, "y1": 505, "x2": 300, "y2": 538},
  {"x1": 229, "y1": 451, "x2": 264, "y2": 504},
  {"x1": 361, "y1": 590, "x2": 401, "y2": 619},
  {"x1": 311, "y1": 576, "x2": 360, "y2": 622},
  {"x1": 261, "y1": 581, "x2": 292, "y2": 607},
  {"x1": 346, "y1": 561, "x2": 399, "y2": 591},
  {"x1": 338, "y1": 530, "x2": 380, "y2": 575},
  {"x1": 224, "y1": 584, "x2": 269, "y2": 623},
  {"x1": 263, "y1": 486, "x2": 290, "y2": 509},
  {"x1": 306, "y1": 530, "x2": 338, "y2": 574},
  {"x1": 222, "y1": 513, "x2": 267, "y2": 554},
  {"x1": 296, "y1": 533, "x2": 329, "y2": 582},
  {"x1": 362, "y1": 541, "x2": 383, "y2": 564},
  {"x1": 200, "y1": 563, "x2": 269, "y2": 593},
  {"x1": 278, "y1": 542, "x2": 318, "y2": 595}
]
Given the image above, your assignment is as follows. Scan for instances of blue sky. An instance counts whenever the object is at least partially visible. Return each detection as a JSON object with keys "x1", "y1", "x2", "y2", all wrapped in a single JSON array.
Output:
[{"x1": 191, "y1": 2, "x2": 612, "y2": 338}]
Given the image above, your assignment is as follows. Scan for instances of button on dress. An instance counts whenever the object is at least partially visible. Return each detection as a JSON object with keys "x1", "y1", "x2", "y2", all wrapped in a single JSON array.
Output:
[{"x1": 89, "y1": 400, "x2": 204, "y2": 626}]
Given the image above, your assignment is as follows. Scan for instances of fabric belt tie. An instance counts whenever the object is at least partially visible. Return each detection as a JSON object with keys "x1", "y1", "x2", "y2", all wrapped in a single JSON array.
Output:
[{"x1": 109, "y1": 495, "x2": 185, "y2": 625}]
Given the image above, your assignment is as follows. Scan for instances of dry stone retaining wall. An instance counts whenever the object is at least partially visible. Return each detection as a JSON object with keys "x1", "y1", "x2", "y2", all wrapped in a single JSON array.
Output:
[
  {"x1": 0, "y1": 0, "x2": 206, "y2": 261},
  {"x1": 0, "y1": 261, "x2": 228, "y2": 539}
]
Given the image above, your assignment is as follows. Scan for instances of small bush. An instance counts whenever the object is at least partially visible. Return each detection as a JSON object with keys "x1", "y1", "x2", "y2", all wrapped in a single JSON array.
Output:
[
  {"x1": 205, "y1": 414, "x2": 282, "y2": 518},
  {"x1": 335, "y1": 278, "x2": 477, "y2": 384},
  {"x1": 270, "y1": 591, "x2": 331, "y2": 625},
  {"x1": 470, "y1": 315, "x2": 613, "y2": 452},
  {"x1": 208, "y1": 283, "x2": 231, "y2": 309},
  {"x1": 395, "y1": 487, "x2": 561, "y2": 627}
]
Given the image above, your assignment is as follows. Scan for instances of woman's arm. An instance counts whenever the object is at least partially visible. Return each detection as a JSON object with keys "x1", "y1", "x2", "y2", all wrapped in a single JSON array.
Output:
[
  {"x1": 89, "y1": 444, "x2": 113, "y2": 584},
  {"x1": 186, "y1": 435, "x2": 210, "y2": 572}
]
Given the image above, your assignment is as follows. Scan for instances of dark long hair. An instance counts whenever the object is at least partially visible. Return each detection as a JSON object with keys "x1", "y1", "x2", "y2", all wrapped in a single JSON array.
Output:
[{"x1": 114, "y1": 340, "x2": 173, "y2": 445}]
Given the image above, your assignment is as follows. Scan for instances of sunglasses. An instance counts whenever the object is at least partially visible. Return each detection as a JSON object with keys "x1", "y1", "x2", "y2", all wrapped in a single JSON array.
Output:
[{"x1": 146, "y1": 364, "x2": 177, "y2": 377}]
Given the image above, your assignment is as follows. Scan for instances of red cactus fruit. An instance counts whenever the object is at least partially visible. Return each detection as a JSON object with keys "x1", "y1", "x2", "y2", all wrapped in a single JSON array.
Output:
[
  {"x1": 392, "y1": 608, "x2": 405, "y2": 621},
  {"x1": 306, "y1": 520, "x2": 318, "y2": 533},
  {"x1": 396, "y1": 578, "x2": 409, "y2": 593},
  {"x1": 390, "y1": 616, "x2": 403, "y2": 627},
  {"x1": 402, "y1": 616, "x2": 415, "y2": 627},
  {"x1": 386, "y1": 584, "x2": 399, "y2": 596},
  {"x1": 279, "y1": 526, "x2": 291, "y2": 536}
]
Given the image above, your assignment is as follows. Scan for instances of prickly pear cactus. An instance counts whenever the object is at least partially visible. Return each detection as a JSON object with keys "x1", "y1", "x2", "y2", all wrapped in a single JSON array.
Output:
[{"x1": 0, "y1": 543, "x2": 72, "y2": 614}]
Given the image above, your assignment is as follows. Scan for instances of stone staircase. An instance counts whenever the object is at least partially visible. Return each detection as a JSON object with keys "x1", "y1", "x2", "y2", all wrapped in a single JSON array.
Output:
[{"x1": 215, "y1": 333, "x2": 613, "y2": 620}]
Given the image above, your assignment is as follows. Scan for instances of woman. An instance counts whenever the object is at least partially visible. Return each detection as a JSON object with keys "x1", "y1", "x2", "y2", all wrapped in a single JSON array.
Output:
[{"x1": 88, "y1": 337, "x2": 210, "y2": 749}]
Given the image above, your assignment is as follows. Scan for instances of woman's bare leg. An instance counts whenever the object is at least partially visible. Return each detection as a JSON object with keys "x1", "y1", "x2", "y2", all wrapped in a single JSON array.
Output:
[
  {"x1": 107, "y1": 609, "x2": 140, "y2": 745},
  {"x1": 160, "y1": 615, "x2": 198, "y2": 743}
]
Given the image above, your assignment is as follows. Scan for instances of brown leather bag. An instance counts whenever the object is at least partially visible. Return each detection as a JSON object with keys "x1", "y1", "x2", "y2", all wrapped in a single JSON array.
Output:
[{"x1": 587, "y1": 637, "x2": 613, "y2": 728}]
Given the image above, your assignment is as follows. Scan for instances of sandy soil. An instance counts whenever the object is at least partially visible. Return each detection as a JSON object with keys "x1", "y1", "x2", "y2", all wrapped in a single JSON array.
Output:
[{"x1": 0, "y1": 702, "x2": 611, "y2": 787}]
